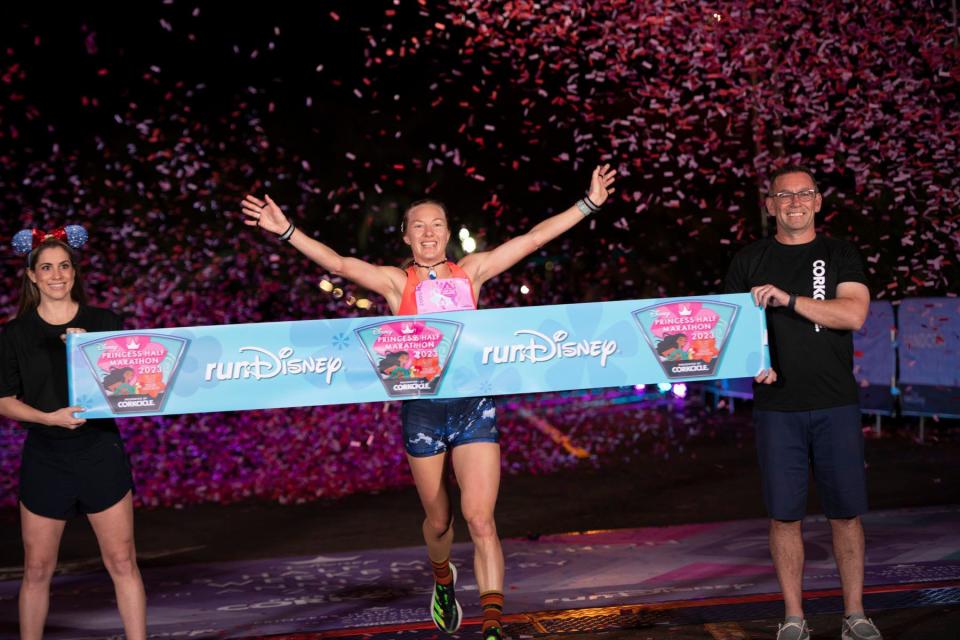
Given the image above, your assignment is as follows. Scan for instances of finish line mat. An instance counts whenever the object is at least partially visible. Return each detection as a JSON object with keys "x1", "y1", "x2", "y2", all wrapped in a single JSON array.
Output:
[
  {"x1": 66, "y1": 294, "x2": 768, "y2": 418},
  {"x1": 0, "y1": 506, "x2": 956, "y2": 639}
]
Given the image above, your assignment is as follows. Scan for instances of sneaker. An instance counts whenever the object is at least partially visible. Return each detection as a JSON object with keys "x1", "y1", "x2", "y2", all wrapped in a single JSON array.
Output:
[
  {"x1": 483, "y1": 626, "x2": 504, "y2": 640},
  {"x1": 776, "y1": 617, "x2": 810, "y2": 640},
  {"x1": 430, "y1": 562, "x2": 462, "y2": 633},
  {"x1": 842, "y1": 614, "x2": 882, "y2": 640}
]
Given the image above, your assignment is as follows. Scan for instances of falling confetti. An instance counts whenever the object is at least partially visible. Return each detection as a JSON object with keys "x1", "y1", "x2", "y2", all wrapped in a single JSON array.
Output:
[{"x1": 0, "y1": 2, "x2": 956, "y2": 506}]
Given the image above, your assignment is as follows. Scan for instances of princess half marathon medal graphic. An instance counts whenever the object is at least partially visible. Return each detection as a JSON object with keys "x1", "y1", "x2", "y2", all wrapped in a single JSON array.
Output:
[
  {"x1": 79, "y1": 334, "x2": 189, "y2": 414},
  {"x1": 633, "y1": 299, "x2": 739, "y2": 379},
  {"x1": 355, "y1": 318, "x2": 463, "y2": 398}
]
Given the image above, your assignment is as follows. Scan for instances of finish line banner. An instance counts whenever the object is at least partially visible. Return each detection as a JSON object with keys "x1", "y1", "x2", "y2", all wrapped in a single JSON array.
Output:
[{"x1": 67, "y1": 294, "x2": 768, "y2": 418}]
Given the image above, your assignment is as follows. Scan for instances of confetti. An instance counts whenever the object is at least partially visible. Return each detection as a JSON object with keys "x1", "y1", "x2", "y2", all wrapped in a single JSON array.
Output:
[{"x1": 0, "y1": 1, "x2": 955, "y2": 506}]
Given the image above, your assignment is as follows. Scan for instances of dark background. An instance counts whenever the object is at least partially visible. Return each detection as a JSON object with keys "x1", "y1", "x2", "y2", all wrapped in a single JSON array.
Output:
[{"x1": 0, "y1": 1, "x2": 957, "y2": 509}]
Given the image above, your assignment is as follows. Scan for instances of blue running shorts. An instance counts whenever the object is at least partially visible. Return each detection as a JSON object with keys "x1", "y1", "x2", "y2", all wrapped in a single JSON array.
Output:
[{"x1": 401, "y1": 397, "x2": 498, "y2": 457}]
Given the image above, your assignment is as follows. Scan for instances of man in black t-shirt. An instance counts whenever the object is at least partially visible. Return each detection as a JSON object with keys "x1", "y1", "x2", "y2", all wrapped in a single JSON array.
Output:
[{"x1": 725, "y1": 166, "x2": 881, "y2": 640}]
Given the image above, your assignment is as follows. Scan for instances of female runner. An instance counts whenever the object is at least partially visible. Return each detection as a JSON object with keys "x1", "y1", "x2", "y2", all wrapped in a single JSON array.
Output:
[{"x1": 242, "y1": 166, "x2": 616, "y2": 639}]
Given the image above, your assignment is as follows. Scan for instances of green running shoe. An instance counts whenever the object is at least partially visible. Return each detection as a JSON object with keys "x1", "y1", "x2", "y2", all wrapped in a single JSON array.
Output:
[
  {"x1": 483, "y1": 625, "x2": 504, "y2": 640},
  {"x1": 430, "y1": 562, "x2": 462, "y2": 633}
]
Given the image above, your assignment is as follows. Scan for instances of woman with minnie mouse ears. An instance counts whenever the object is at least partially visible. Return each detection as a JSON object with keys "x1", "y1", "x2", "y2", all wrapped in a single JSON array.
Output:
[{"x1": 0, "y1": 226, "x2": 146, "y2": 639}]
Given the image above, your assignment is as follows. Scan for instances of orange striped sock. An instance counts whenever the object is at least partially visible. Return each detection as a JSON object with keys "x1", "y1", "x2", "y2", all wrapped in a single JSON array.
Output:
[
  {"x1": 480, "y1": 590, "x2": 504, "y2": 631},
  {"x1": 431, "y1": 558, "x2": 453, "y2": 585}
]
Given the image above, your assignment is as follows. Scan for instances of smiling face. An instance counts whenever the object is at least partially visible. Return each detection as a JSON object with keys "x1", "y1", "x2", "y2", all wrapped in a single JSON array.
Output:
[
  {"x1": 28, "y1": 244, "x2": 76, "y2": 304},
  {"x1": 765, "y1": 171, "x2": 821, "y2": 242},
  {"x1": 403, "y1": 203, "x2": 450, "y2": 263}
]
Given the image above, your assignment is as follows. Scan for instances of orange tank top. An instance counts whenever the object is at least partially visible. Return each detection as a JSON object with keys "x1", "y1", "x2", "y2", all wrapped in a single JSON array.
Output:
[{"x1": 397, "y1": 262, "x2": 477, "y2": 315}]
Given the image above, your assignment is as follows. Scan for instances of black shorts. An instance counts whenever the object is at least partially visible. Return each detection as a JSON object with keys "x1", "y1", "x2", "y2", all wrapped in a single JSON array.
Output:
[
  {"x1": 19, "y1": 430, "x2": 135, "y2": 520},
  {"x1": 754, "y1": 404, "x2": 868, "y2": 520}
]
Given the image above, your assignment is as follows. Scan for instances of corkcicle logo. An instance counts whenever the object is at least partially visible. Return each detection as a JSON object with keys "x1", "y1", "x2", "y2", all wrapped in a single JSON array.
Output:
[
  {"x1": 354, "y1": 318, "x2": 463, "y2": 398},
  {"x1": 633, "y1": 300, "x2": 738, "y2": 379},
  {"x1": 79, "y1": 334, "x2": 189, "y2": 414}
]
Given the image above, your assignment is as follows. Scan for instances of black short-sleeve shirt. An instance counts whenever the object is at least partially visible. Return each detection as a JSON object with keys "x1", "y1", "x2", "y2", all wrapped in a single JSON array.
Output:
[
  {"x1": 0, "y1": 306, "x2": 122, "y2": 441},
  {"x1": 724, "y1": 235, "x2": 869, "y2": 411}
]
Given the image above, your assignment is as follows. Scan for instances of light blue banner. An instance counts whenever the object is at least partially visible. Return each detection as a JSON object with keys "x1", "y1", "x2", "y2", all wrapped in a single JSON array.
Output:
[{"x1": 67, "y1": 294, "x2": 769, "y2": 418}]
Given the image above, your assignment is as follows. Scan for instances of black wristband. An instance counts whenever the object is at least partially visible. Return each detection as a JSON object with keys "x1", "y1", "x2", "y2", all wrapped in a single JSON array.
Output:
[
  {"x1": 787, "y1": 294, "x2": 797, "y2": 311},
  {"x1": 583, "y1": 192, "x2": 601, "y2": 211},
  {"x1": 279, "y1": 222, "x2": 296, "y2": 242}
]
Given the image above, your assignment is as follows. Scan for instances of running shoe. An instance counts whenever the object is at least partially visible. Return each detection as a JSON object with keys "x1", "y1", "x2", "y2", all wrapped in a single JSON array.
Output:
[
  {"x1": 842, "y1": 614, "x2": 882, "y2": 640},
  {"x1": 483, "y1": 625, "x2": 504, "y2": 640},
  {"x1": 430, "y1": 562, "x2": 462, "y2": 633}
]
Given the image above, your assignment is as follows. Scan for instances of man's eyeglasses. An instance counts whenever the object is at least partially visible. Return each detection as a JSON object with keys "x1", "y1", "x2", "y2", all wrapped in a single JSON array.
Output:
[{"x1": 770, "y1": 189, "x2": 818, "y2": 203}]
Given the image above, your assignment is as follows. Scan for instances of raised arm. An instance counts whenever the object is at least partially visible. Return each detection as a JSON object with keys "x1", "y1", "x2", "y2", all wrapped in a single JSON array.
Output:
[
  {"x1": 242, "y1": 194, "x2": 405, "y2": 305},
  {"x1": 460, "y1": 165, "x2": 617, "y2": 287}
]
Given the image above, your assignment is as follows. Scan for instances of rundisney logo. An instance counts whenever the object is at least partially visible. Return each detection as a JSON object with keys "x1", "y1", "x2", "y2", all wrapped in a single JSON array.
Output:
[
  {"x1": 481, "y1": 329, "x2": 617, "y2": 368},
  {"x1": 204, "y1": 346, "x2": 343, "y2": 384}
]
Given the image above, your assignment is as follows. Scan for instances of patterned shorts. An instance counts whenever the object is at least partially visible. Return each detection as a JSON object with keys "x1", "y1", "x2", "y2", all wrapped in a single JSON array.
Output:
[{"x1": 401, "y1": 397, "x2": 498, "y2": 457}]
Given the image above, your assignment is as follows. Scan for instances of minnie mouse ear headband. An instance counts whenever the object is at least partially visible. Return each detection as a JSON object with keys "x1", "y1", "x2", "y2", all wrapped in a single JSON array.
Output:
[{"x1": 11, "y1": 225, "x2": 88, "y2": 256}]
